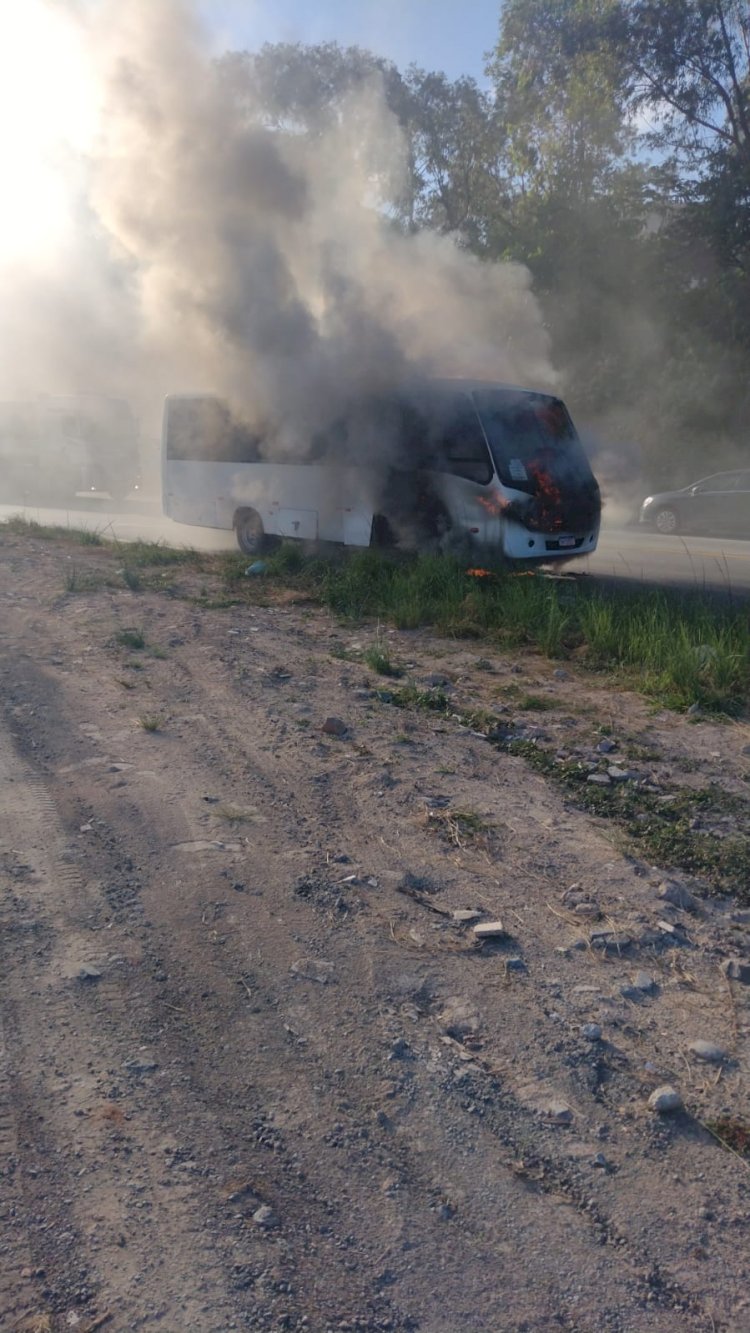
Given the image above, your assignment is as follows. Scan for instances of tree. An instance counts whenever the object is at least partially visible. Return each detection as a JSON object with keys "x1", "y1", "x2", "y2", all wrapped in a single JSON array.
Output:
[
  {"x1": 487, "y1": 0, "x2": 634, "y2": 205},
  {"x1": 401, "y1": 67, "x2": 513, "y2": 246},
  {"x1": 219, "y1": 41, "x2": 404, "y2": 136},
  {"x1": 625, "y1": 1, "x2": 750, "y2": 279},
  {"x1": 627, "y1": 1, "x2": 749, "y2": 171}
]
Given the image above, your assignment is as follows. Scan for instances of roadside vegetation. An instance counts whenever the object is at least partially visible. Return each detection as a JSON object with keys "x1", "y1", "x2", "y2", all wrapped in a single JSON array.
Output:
[
  {"x1": 257, "y1": 547, "x2": 750, "y2": 716},
  {"x1": 386, "y1": 683, "x2": 750, "y2": 900},
  {"x1": 4, "y1": 521, "x2": 749, "y2": 713}
]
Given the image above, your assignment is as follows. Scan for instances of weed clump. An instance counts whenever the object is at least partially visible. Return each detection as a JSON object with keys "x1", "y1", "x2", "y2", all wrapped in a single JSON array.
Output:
[
  {"x1": 138, "y1": 714, "x2": 164, "y2": 732},
  {"x1": 116, "y1": 627, "x2": 146, "y2": 650}
]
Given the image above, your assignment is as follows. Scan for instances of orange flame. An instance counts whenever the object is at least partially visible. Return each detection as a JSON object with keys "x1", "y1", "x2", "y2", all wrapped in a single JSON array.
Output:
[
  {"x1": 466, "y1": 567, "x2": 493, "y2": 578},
  {"x1": 477, "y1": 491, "x2": 509, "y2": 517},
  {"x1": 527, "y1": 459, "x2": 563, "y2": 528}
]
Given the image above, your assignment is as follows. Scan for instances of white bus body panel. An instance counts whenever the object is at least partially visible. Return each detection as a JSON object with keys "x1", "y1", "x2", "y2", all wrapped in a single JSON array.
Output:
[{"x1": 163, "y1": 459, "x2": 376, "y2": 547}]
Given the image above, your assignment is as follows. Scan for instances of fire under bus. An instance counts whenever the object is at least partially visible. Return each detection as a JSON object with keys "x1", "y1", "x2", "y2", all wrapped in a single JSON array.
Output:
[{"x1": 161, "y1": 379, "x2": 601, "y2": 563}]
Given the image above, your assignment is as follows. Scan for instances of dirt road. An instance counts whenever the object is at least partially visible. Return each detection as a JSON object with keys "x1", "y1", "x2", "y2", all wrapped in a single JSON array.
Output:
[{"x1": 1, "y1": 531, "x2": 749, "y2": 1332}]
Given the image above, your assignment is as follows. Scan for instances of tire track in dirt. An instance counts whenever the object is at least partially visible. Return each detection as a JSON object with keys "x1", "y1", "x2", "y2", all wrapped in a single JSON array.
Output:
[
  {"x1": 0, "y1": 716, "x2": 245, "y2": 1331},
  {"x1": 0, "y1": 1007, "x2": 41, "y2": 1329},
  {"x1": 107, "y1": 639, "x2": 727, "y2": 1326},
  {"x1": 167, "y1": 654, "x2": 724, "y2": 1330},
  {"x1": 64, "y1": 657, "x2": 707, "y2": 1330},
  {"x1": 0, "y1": 653, "x2": 426, "y2": 1328}
]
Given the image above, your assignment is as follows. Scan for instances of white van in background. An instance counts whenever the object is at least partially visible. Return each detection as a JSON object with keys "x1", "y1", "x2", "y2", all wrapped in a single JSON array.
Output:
[{"x1": 161, "y1": 380, "x2": 601, "y2": 562}]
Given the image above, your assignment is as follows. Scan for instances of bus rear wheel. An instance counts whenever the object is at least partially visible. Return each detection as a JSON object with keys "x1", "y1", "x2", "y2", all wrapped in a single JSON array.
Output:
[{"x1": 234, "y1": 508, "x2": 266, "y2": 556}]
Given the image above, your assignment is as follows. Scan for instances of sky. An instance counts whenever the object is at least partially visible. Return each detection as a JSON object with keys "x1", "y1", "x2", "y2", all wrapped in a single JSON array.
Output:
[{"x1": 199, "y1": 0, "x2": 503, "y2": 83}]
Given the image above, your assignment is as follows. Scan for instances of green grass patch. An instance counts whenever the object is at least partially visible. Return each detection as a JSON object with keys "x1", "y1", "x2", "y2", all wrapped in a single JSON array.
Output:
[
  {"x1": 64, "y1": 567, "x2": 109, "y2": 593},
  {"x1": 389, "y1": 682, "x2": 450, "y2": 713},
  {"x1": 233, "y1": 549, "x2": 748, "y2": 713},
  {"x1": 426, "y1": 805, "x2": 495, "y2": 847},
  {"x1": 363, "y1": 642, "x2": 403, "y2": 677},
  {"x1": 518, "y1": 693, "x2": 555, "y2": 711},
  {"x1": 137, "y1": 714, "x2": 164, "y2": 732},
  {"x1": 4, "y1": 516, "x2": 104, "y2": 545},
  {"x1": 115, "y1": 627, "x2": 146, "y2": 650},
  {"x1": 113, "y1": 540, "x2": 201, "y2": 568},
  {"x1": 121, "y1": 566, "x2": 142, "y2": 591}
]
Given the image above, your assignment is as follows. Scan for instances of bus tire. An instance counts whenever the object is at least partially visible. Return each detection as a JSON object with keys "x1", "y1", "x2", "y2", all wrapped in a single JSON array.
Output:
[
  {"x1": 234, "y1": 508, "x2": 266, "y2": 555},
  {"x1": 371, "y1": 513, "x2": 396, "y2": 548},
  {"x1": 418, "y1": 499, "x2": 453, "y2": 551}
]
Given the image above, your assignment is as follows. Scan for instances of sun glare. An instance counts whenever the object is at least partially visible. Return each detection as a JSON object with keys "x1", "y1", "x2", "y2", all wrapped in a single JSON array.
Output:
[{"x1": 0, "y1": 1, "x2": 97, "y2": 262}]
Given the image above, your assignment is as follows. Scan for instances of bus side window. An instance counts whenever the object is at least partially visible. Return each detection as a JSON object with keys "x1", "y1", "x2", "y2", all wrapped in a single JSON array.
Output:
[
  {"x1": 224, "y1": 421, "x2": 262, "y2": 463},
  {"x1": 436, "y1": 404, "x2": 493, "y2": 484},
  {"x1": 166, "y1": 400, "x2": 262, "y2": 462},
  {"x1": 400, "y1": 403, "x2": 433, "y2": 468}
]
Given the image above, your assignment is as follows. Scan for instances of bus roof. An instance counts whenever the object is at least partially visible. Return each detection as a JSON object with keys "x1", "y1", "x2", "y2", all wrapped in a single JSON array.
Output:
[{"x1": 164, "y1": 379, "x2": 560, "y2": 404}]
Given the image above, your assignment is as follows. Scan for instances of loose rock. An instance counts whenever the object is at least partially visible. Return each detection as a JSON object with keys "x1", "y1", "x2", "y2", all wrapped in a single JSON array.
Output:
[
  {"x1": 452, "y1": 909, "x2": 481, "y2": 924},
  {"x1": 659, "y1": 880, "x2": 698, "y2": 912},
  {"x1": 632, "y1": 970, "x2": 656, "y2": 994},
  {"x1": 291, "y1": 958, "x2": 335, "y2": 983},
  {"x1": 473, "y1": 920, "x2": 506, "y2": 940},
  {"x1": 581, "y1": 1023, "x2": 602, "y2": 1041},
  {"x1": 252, "y1": 1205, "x2": 278, "y2": 1229},
  {"x1": 648, "y1": 1085, "x2": 683, "y2": 1114},
  {"x1": 587, "y1": 773, "x2": 611, "y2": 786},
  {"x1": 322, "y1": 717, "x2": 348, "y2": 737},
  {"x1": 687, "y1": 1040, "x2": 726, "y2": 1063},
  {"x1": 590, "y1": 929, "x2": 632, "y2": 952},
  {"x1": 722, "y1": 958, "x2": 750, "y2": 985},
  {"x1": 574, "y1": 901, "x2": 600, "y2": 918},
  {"x1": 77, "y1": 963, "x2": 102, "y2": 981},
  {"x1": 541, "y1": 1101, "x2": 573, "y2": 1126},
  {"x1": 504, "y1": 957, "x2": 526, "y2": 972},
  {"x1": 440, "y1": 997, "x2": 481, "y2": 1038}
]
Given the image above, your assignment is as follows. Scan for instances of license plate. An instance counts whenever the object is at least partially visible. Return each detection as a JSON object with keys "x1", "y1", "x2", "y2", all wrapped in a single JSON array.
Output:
[{"x1": 559, "y1": 536, "x2": 576, "y2": 548}]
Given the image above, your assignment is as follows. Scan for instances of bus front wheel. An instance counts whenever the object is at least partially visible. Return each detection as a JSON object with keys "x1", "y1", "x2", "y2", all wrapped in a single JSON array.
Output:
[{"x1": 234, "y1": 509, "x2": 266, "y2": 556}]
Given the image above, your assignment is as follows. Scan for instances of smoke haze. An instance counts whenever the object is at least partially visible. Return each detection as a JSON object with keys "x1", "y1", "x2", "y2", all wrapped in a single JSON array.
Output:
[{"x1": 0, "y1": 0, "x2": 554, "y2": 462}]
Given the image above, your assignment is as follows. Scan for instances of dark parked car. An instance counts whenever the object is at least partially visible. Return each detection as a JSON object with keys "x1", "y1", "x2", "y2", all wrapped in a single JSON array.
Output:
[{"x1": 639, "y1": 470, "x2": 750, "y2": 537}]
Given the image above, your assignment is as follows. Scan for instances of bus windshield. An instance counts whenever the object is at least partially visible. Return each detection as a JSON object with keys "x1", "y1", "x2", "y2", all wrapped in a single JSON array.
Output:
[{"x1": 471, "y1": 390, "x2": 589, "y2": 492}]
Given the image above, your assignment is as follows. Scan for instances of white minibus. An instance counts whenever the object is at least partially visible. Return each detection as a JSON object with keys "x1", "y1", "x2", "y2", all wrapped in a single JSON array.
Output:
[{"x1": 161, "y1": 379, "x2": 601, "y2": 561}]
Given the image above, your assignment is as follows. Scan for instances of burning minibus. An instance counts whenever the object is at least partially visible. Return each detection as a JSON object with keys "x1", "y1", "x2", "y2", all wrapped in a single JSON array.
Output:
[{"x1": 161, "y1": 379, "x2": 601, "y2": 561}]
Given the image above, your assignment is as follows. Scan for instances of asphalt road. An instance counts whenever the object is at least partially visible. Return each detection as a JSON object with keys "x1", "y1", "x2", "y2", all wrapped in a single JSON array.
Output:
[
  {"x1": 579, "y1": 522, "x2": 750, "y2": 595},
  {"x1": 2, "y1": 496, "x2": 750, "y2": 594}
]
